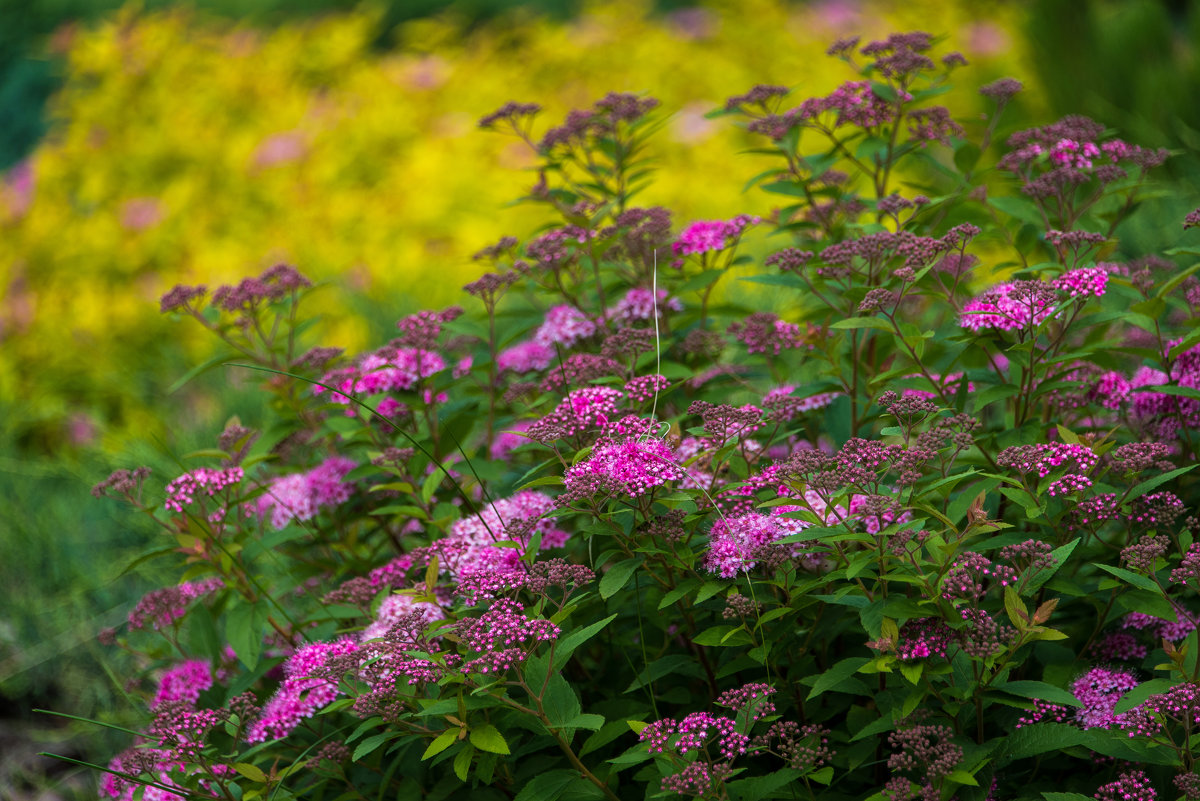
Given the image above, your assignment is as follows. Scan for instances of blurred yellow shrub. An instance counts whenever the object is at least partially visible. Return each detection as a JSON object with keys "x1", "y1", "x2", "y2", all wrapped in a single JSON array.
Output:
[{"x1": 0, "y1": 0, "x2": 1032, "y2": 452}]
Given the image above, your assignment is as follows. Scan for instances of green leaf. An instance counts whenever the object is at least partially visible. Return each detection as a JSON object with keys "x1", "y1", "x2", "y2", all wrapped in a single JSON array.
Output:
[
  {"x1": 1113, "y1": 678, "x2": 1175, "y2": 714},
  {"x1": 657, "y1": 579, "x2": 700, "y2": 610},
  {"x1": 565, "y1": 713, "x2": 605, "y2": 731},
  {"x1": 850, "y1": 714, "x2": 898, "y2": 742},
  {"x1": 1126, "y1": 465, "x2": 1198, "y2": 503},
  {"x1": 233, "y1": 763, "x2": 268, "y2": 783},
  {"x1": 553, "y1": 613, "x2": 618, "y2": 671},
  {"x1": 226, "y1": 602, "x2": 268, "y2": 671},
  {"x1": 543, "y1": 674, "x2": 582, "y2": 730},
  {"x1": 469, "y1": 724, "x2": 510, "y2": 755},
  {"x1": 696, "y1": 581, "x2": 727, "y2": 603},
  {"x1": 1025, "y1": 538, "x2": 1078, "y2": 593},
  {"x1": 453, "y1": 743, "x2": 473, "y2": 781},
  {"x1": 625, "y1": 654, "x2": 705, "y2": 693},
  {"x1": 806, "y1": 657, "x2": 871, "y2": 700},
  {"x1": 829, "y1": 316, "x2": 893, "y2": 331},
  {"x1": 514, "y1": 770, "x2": 582, "y2": 801},
  {"x1": 999, "y1": 723, "x2": 1088, "y2": 763},
  {"x1": 739, "y1": 273, "x2": 808, "y2": 289},
  {"x1": 945, "y1": 770, "x2": 978, "y2": 787},
  {"x1": 354, "y1": 732, "x2": 392, "y2": 761},
  {"x1": 954, "y1": 142, "x2": 981, "y2": 174},
  {"x1": 994, "y1": 680, "x2": 1080, "y2": 708},
  {"x1": 599, "y1": 558, "x2": 641, "y2": 600},
  {"x1": 167, "y1": 350, "x2": 239, "y2": 394},
  {"x1": 693, "y1": 625, "x2": 736, "y2": 646},
  {"x1": 727, "y1": 768, "x2": 802, "y2": 801},
  {"x1": 1093, "y1": 563, "x2": 1160, "y2": 593},
  {"x1": 990, "y1": 195, "x2": 1045, "y2": 226},
  {"x1": 1041, "y1": 794, "x2": 1095, "y2": 801}
]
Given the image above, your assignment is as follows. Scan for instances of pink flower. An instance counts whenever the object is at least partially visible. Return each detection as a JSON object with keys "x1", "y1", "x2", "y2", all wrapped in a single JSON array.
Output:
[
  {"x1": 672, "y1": 215, "x2": 758, "y2": 256},
  {"x1": 251, "y1": 457, "x2": 356, "y2": 529},
  {"x1": 497, "y1": 341, "x2": 555, "y2": 373},
  {"x1": 247, "y1": 639, "x2": 358, "y2": 743},
  {"x1": 153, "y1": 660, "x2": 213, "y2": 708},
  {"x1": 534, "y1": 305, "x2": 596, "y2": 348}
]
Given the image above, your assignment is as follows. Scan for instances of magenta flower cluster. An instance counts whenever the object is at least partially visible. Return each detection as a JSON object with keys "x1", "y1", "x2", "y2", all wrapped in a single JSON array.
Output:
[
  {"x1": 248, "y1": 638, "x2": 359, "y2": 743},
  {"x1": 671, "y1": 215, "x2": 758, "y2": 257},
  {"x1": 163, "y1": 466, "x2": 244, "y2": 514},
  {"x1": 249, "y1": 456, "x2": 356, "y2": 530},
  {"x1": 455, "y1": 599, "x2": 560, "y2": 674}
]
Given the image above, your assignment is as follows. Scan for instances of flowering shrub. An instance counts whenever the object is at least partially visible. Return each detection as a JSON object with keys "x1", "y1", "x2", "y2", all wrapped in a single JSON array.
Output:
[
  {"x1": 83, "y1": 27, "x2": 1200, "y2": 801},
  {"x1": 0, "y1": 0, "x2": 1026, "y2": 453}
]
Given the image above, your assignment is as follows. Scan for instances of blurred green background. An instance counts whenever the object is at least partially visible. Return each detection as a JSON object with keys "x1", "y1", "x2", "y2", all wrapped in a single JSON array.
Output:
[{"x1": 2, "y1": 0, "x2": 1199, "y2": 797}]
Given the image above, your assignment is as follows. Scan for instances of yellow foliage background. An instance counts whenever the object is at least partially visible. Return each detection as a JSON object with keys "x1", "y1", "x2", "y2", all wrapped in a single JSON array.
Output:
[{"x1": 0, "y1": 0, "x2": 1033, "y2": 452}]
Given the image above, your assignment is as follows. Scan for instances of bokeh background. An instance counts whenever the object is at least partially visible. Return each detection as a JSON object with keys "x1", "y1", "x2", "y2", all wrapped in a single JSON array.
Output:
[{"x1": 2, "y1": 0, "x2": 1199, "y2": 797}]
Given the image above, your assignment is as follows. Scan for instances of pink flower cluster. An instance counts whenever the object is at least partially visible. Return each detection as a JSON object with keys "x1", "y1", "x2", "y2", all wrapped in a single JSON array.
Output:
[
  {"x1": 534, "y1": 305, "x2": 596, "y2": 347},
  {"x1": 153, "y1": 660, "x2": 213, "y2": 708},
  {"x1": 1093, "y1": 770, "x2": 1157, "y2": 801},
  {"x1": 563, "y1": 435, "x2": 683, "y2": 501},
  {"x1": 543, "y1": 386, "x2": 625, "y2": 436},
  {"x1": 247, "y1": 638, "x2": 359, "y2": 743},
  {"x1": 435, "y1": 490, "x2": 568, "y2": 578},
  {"x1": 456, "y1": 599, "x2": 560, "y2": 674},
  {"x1": 315, "y1": 348, "x2": 446, "y2": 405},
  {"x1": 941, "y1": 552, "x2": 1017, "y2": 602},
  {"x1": 1047, "y1": 473, "x2": 1092, "y2": 496},
  {"x1": 624, "y1": 374, "x2": 670, "y2": 404},
  {"x1": 960, "y1": 281, "x2": 1057, "y2": 332},
  {"x1": 607, "y1": 287, "x2": 683, "y2": 323},
  {"x1": 671, "y1": 215, "x2": 758, "y2": 257},
  {"x1": 1053, "y1": 266, "x2": 1108, "y2": 297},
  {"x1": 1071, "y1": 666, "x2": 1139, "y2": 729},
  {"x1": 360, "y1": 593, "x2": 445, "y2": 643},
  {"x1": 895, "y1": 618, "x2": 956, "y2": 660},
  {"x1": 497, "y1": 341, "x2": 555, "y2": 373},
  {"x1": 163, "y1": 467, "x2": 244, "y2": 514},
  {"x1": 997, "y1": 442, "x2": 1098, "y2": 478},
  {"x1": 640, "y1": 711, "x2": 747, "y2": 760},
  {"x1": 250, "y1": 456, "x2": 356, "y2": 530},
  {"x1": 127, "y1": 578, "x2": 223, "y2": 632},
  {"x1": 704, "y1": 511, "x2": 809, "y2": 578},
  {"x1": 1121, "y1": 682, "x2": 1200, "y2": 739}
]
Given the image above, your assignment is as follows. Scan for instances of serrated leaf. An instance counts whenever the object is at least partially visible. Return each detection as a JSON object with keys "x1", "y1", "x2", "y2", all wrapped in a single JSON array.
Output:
[
  {"x1": 422, "y1": 728, "x2": 459, "y2": 760},
  {"x1": 945, "y1": 769, "x2": 978, "y2": 786},
  {"x1": 1093, "y1": 563, "x2": 1160, "y2": 593},
  {"x1": 514, "y1": 769, "x2": 581, "y2": 801},
  {"x1": 226, "y1": 603, "x2": 268, "y2": 671},
  {"x1": 1113, "y1": 678, "x2": 1175, "y2": 714},
  {"x1": 453, "y1": 743, "x2": 473, "y2": 781},
  {"x1": 599, "y1": 558, "x2": 641, "y2": 600},
  {"x1": 829, "y1": 317, "x2": 893, "y2": 331},
  {"x1": 625, "y1": 654, "x2": 705, "y2": 692},
  {"x1": 1126, "y1": 464, "x2": 1197, "y2": 503},
  {"x1": 233, "y1": 763, "x2": 267, "y2": 783},
  {"x1": 469, "y1": 723, "x2": 510, "y2": 755},
  {"x1": 565, "y1": 713, "x2": 605, "y2": 731},
  {"x1": 353, "y1": 732, "x2": 392, "y2": 761},
  {"x1": 994, "y1": 680, "x2": 1080, "y2": 708},
  {"x1": 553, "y1": 613, "x2": 617, "y2": 671},
  {"x1": 806, "y1": 657, "x2": 871, "y2": 700}
]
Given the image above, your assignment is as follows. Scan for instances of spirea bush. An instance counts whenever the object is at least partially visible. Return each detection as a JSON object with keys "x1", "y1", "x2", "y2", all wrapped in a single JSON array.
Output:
[
  {"x1": 0, "y1": 0, "x2": 1025, "y2": 453},
  {"x1": 83, "y1": 30, "x2": 1200, "y2": 801}
]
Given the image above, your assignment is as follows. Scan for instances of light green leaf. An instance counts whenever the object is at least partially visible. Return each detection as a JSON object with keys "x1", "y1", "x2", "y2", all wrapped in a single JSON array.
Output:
[
  {"x1": 469, "y1": 723, "x2": 510, "y2": 755},
  {"x1": 421, "y1": 728, "x2": 459, "y2": 760}
]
